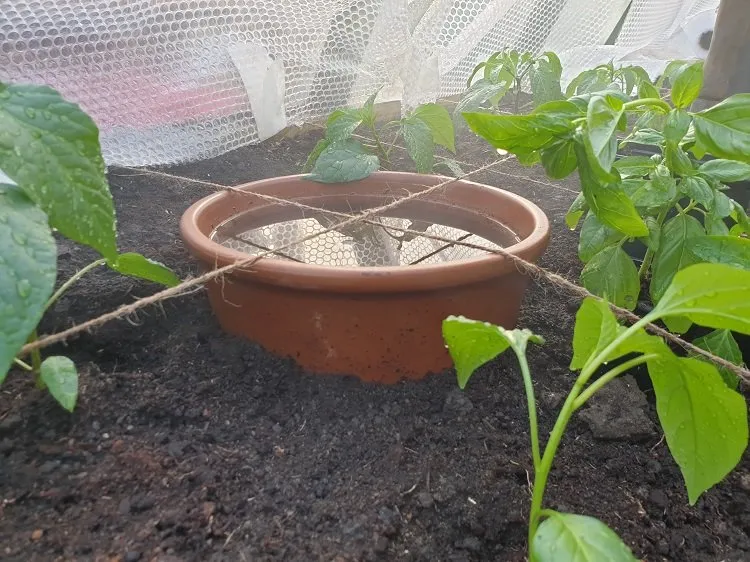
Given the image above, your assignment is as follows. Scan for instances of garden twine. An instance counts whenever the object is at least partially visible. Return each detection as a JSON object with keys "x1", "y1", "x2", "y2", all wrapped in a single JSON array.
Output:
[{"x1": 20, "y1": 161, "x2": 750, "y2": 385}]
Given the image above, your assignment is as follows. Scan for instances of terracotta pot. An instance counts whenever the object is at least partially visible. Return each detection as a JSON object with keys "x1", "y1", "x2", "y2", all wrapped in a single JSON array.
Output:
[{"x1": 180, "y1": 172, "x2": 550, "y2": 383}]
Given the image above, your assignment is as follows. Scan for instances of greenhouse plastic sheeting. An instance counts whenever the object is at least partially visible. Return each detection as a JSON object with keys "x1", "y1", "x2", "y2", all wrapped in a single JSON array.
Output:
[{"x1": 0, "y1": 0, "x2": 719, "y2": 166}]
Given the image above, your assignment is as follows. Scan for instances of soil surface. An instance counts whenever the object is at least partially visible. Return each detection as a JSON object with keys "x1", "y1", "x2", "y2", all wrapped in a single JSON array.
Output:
[{"x1": 1, "y1": 124, "x2": 749, "y2": 562}]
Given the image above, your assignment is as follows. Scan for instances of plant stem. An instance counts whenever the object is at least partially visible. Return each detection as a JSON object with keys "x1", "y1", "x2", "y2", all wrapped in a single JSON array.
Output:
[
  {"x1": 638, "y1": 205, "x2": 670, "y2": 281},
  {"x1": 370, "y1": 124, "x2": 391, "y2": 166},
  {"x1": 572, "y1": 354, "x2": 658, "y2": 410},
  {"x1": 513, "y1": 345, "x2": 541, "y2": 471},
  {"x1": 526, "y1": 313, "x2": 654, "y2": 547},
  {"x1": 13, "y1": 357, "x2": 33, "y2": 371},
  {"x1": 45, "y1": 258, "x2": 107, "y2": 312}
]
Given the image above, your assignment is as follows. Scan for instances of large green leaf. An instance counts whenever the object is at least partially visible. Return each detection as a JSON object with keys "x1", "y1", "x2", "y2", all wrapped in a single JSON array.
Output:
[
  {"x1": 578, "y1": 213, "x2": 624, "y2": 262},
  {"x1": 530, "y1": 52, "x2": 564, "y2": 106},
  {"x1": 326, "y1": 108, "x2": 363, "y2": 141},
  {"x1": 303, "y1": 138, "x2": 330, "y2": 172},
  {"x1": 650, "y1": 214, "x2": 704, "y2": 302},
  {"x1": 305, "y1": 139, "x2": 379, "y2": 183},
  {"x1": 698, "y1": 159, "x2": 750, "y2": 182},
  {"x1": 463, "y1": 111, "x2": 573, "y2": 155},
  {"x1": 580, "y1": 245, "x2": 640, "y2": 311},
  {"x1": 651, "y1": 263, "x2": 750, "y2": 334},
  {"x1": 680, "y1": 176, "x2": 714, "y2": 208},
  {"x1": 442, "y1": 316, "x2": 543, "y2": 389},
  {"x1": 412, "y1": 103, "x2": 455, "y2": 153},
  {"x1": 692, "y1": 329, "x2": 743, "y2": 389},
  {"x1": 39, "y1": 355, "x2": 78, "y2": 412},
  {"x1": 575, "y1": 144, "x2": 649, "y2": 237},
  {"x1": 531, "y1": 512, "x2": 637, "y2": 562},
  {"x1": 455, "y1": 79, "x2": 513, "y2": 116},
  {"x1": 0, "y1": 185, "x2": 57, "y2": 382},
  {"x1": 670, "y1": 61, "x2": 704, "y2": 109},
  {"x1": 663, "y1": 109, "x2": 692, "y2": 143},
  {"x1": 540, "y1": 139, "x2": 578, "y2": 179},
  {"x1": 570, "y1": 298, "x2": 618, "y2": 371},
  {"x1": 613, "y1": 156, "x2": 656, "y2": 178},
  {"x1": 693, "y1": 94, "x2": 750, "y2": 162},
  {"x1": 108, "y1": 252, "x2": 180, "y2": 287},
  {"x1": 402, "y1": 117, "x2": 434, "y2": 173},
  {"x1": 638, "y1": 80, "x2": 661, "y2": 100},
  {"x1": 647, "y1": 353, "x2": 747, "y2": 504},
  {"x1": 584, "y1": 95, "x2": 624, "y2": 179},
  {"x1": 687, "y1": 235, "x2": 750, "y2": 271},
  {"x1": 0, "y1": 82, "x2": 116, "y2": 259}
]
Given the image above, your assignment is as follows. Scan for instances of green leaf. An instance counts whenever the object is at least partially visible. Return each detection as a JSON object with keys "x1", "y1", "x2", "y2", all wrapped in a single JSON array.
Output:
[
  {"x1": 433, "y1": 158, "x2": 464, "y2": 177},
  {"x1": 585, "y1": 95, "x2": 624, "y2": 177},
  {"x1": 0, "y1": 82, "x2": 117, "y2": 259},
  {"x1": 578, "y1": 213, "x2": 624, "y2": 262},
  {"x1": 531, "y1": 511, "x2": 638, "y2": 562},
  {"x1": 651, "y1": 262, "x2": 750, "y2": 334},
  {"x1": 664, "y1": 109, "x2": 692, "y2": 142},
  {"x1": 305, "y1": 139, "x2": 379, "y2": 184},
  {"x1": 705, "y1": 212, "x2": 730, "y2": 235},
  {"x1": 638, "y1": 80, "x2": 661, "y2": 100},
  {"x1": 402, "y1": 117, "x2": 434, "y2": 174},
  {"x1": 650, "y1": 214, "x2": 705, "y2": 302},
  {"x1": 326, "y1": 108, "x2": 363, "y2": 141},
  {"x1": 692, "y1": 329, "x2": 743, "y2": 389},
  {"x1": 671, "y1": 61, "x2": 704, "y2": 108},
  {"x1": 540, "y1": 139, "x2": 577, "y2": 179},
  {"x1": 693, "y1": 94, "x2": 750, "y2": 162},
  {"x1": 688, "y1": 235, "x2": 750, "y2": 271},
  {"x1": 360, "y1": 90, "x2": 379, "y2": 128},
  {"x1": 613, "y1": 156, "x2": 656, "y2": 178},
  {"x1": 647, "y1": 353, "x2": 747, "y2": 504},
  {"x1": 108, "y1": 253, "x2": 180, "y2": 287},
  {"x1": 665, "y1": 142, "x2": 695, "y2": 176},
  {"x1": 711, "y1": 190, "x2": 733, "y2": 218},
  {"x1": 411, "y1": 103, "x2": 455, "y2": 153},
  {"x1": 39, "y1": 356, "x2": 78, "y2": 412},
  {"x1": 463, "y1": 111, "x2": 573, "y2": 155},
  {"x1": 698, "y1": 159, "x2": 750, "y2": 182},
  {"x1": 643, "y1": 216, "x2": 662, "y2": 252},
  {"x1": 442, "y1": 316, "x2": 544, "y2": 389},
  {"x1": 622, "y1": 128, "x2": 664, "y2": 147},
  {"x1": 658, "y1": 60, "x2": 691, "y2": 88},
  {"x1": 0, "y1": 185, "x2": 57, "y2": 381},
  {"x1": 303, "y1": 138, "x2": 330, "y2": 173},
  {"x1": 730, "y1": 200, "x2": 750, "y2": 234},
  {"x1": 565, "y1": 192, "x2": 588, "y2": 230},
  {"x1": 455, "y1": 79, "x2": 512, "y2": 116},
  {"x1": 530, "y1": 52, "x2": 563, "y2": 106},
  {"x1": 681, "y1": 176, "x2": 714, "y2": 207},
  {"x1": 574, "y1": 144, "x2": 649, "y2": 237},
  {"x1": 580, "y1": 245, "x2": 640, "y2": 311},
  {"x1": 570, "y1": 298, "x2": 619, "y2": 370}
]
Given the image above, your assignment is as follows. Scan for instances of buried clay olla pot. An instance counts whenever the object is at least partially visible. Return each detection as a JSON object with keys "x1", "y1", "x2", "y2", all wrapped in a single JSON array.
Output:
[{"x1": 180, "y1": 171, "x2": 549, "y2": 383}]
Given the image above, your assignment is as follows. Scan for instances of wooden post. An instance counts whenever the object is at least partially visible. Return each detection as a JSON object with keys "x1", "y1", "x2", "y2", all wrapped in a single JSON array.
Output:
[{"x1": 696, "y1": 0, "x2": 750, "y2": 108}]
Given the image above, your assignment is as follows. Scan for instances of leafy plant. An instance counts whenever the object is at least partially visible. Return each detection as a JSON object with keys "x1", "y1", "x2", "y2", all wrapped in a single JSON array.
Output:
[
  {"x1": 456, "y1": 49, "x2": 563, "y2": 116},
  {"x1": 304, "y1": 91, "x2": 460, "y2": 183},
  {"x1": 443, "y1": 263, "x2": 749, "y2": 561},
  {"x1": 0, "y1": 81, "x2": 180, "y2": 411},
  {"x1": 566, "y1": 60, "x2": 653, "y2": 98},
  {"x1": 463, "y1": 59, "x2": 750, "y2": 362}
]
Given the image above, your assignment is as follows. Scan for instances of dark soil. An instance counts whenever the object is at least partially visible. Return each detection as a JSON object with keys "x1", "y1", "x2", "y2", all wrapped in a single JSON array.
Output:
[{"x1": 1, "y1": 126, "x2": 749, "y2": 562}]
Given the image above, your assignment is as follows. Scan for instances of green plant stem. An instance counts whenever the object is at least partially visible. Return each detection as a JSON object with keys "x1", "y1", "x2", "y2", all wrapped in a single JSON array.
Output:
[
  {"x1": 513, "y1": 345, "x2": 541, "y2": 471},
  {"x1": 572, "y1": 353, "x2": 658, "y2": 410},
  {"x1": 369, "y1": 124, "x2": 391, "y2": 166},
  {"x1": 45, "y1": 258, "x2": 107, "y2": 312},
  {"x1": 638, "y1": 205, "x2": 671, "y2": 281},
  {"x1": 13, "y1": 357, "x2": 33, "y2": 371},
  {"x1": 526, "y1": 312, "x2": 653, "y2": 547}
]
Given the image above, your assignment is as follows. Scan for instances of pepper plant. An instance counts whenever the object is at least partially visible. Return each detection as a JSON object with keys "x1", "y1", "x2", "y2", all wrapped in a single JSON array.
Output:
[
  {"x1": 565, "y1": 60, "x2": 653, "y2": 98},
  {"x1": 456, "y1": 49, "x2": 563, "y2": 116},
  {"x1": 304, "y1": 90, "x2": 460, "y2": 183},
  {"x1": 463, "y1": 59, "x2": 750, "y2": 367},
  {"x1": 443, "y1": 262, "x2": 749, "y2": 561},
  {"x1": 0, "y1": 81, "x2": 180, "y2": 411}
]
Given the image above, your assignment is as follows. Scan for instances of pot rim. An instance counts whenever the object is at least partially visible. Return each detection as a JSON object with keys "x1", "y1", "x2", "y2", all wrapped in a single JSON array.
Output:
[{"x1": 180, "y1": 171, "x2": 550, "y2": 292}]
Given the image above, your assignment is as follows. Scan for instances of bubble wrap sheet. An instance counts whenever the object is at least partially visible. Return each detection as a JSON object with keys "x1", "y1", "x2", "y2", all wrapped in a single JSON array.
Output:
[{"x1": 0, "y1": 0, "x2": 718, "y2": 166}]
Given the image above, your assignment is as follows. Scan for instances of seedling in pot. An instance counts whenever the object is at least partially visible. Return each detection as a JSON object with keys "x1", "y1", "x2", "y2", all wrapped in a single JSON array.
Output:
[
  {"x1": 304, "y1": 90, "x2": 460, "y2": 183},
  {"x1": 0, "y1": 81, "x2": 180, "y2": 411},
  {"x1": 463, "y1": 58, "x2": 750, "y2": 375},
  {"x1": 443, "y1": 262, "x2": 750, "y2": 561}
]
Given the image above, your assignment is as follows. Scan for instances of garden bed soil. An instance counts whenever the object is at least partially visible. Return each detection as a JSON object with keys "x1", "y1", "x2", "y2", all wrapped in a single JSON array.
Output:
[{"x1": 1, "y1": 127, "x2": 749, "y2": 562}]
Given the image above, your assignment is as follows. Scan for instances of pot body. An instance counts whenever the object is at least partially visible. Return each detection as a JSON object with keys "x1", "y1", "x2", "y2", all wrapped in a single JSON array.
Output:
[{"x1": 180, "y1": 172, "x2": 550, "y2": 383}]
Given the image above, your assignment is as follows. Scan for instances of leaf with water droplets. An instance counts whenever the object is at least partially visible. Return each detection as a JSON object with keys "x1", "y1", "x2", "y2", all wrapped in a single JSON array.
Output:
[
  {"x1": 647, "y1": 351, "x2": 748, "y2": 504},
  {"x1": 0, "y1": 82, "x2": 116, "y2": 259},
  {"x1": 39, "y1": 355, "x2": 78, "y2": 412},
  {"x1": 0, "y1": 184, "x2": 57, "y2": 382},
  {"x1": 531, "y1": 511, "x2": 637, "y2": 562}
]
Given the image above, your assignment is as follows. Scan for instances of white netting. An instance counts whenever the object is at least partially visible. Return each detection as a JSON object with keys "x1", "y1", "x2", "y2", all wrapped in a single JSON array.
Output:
[{"x1": 0, "y1": 0, "x2": 718, "y2": 167}]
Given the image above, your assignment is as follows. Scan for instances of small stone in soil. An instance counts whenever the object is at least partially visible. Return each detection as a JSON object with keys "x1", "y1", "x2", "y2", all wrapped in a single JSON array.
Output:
[
  {"x1": 579, "y1": 375, "x2": 655, "y2": 441},
  {"x1": 649, "y1": 489, "x2": 669, "y2": 510},
  {"x1": 124, "y1": 552, "x2": 142, "y2": 562},
  {"x1": 31, "y1": 529, "x2": 43, "y2": 541}
]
